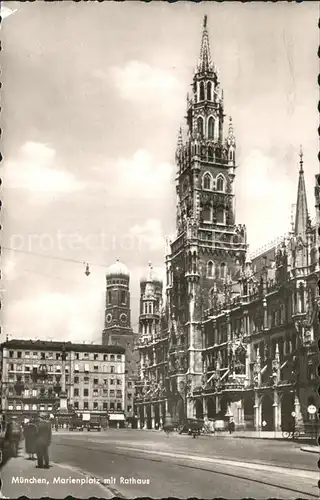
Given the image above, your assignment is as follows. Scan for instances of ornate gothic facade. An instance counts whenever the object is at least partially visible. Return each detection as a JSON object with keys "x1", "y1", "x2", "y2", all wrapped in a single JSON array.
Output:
[{"x1": 134, "y1": 17, "x2": 319, "y2": 432}]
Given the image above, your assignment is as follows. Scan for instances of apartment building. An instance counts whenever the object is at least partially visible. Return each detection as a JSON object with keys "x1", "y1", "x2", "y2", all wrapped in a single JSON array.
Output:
[{"x1": 0, "y1": 339, "x2": 125, "y2": 421}]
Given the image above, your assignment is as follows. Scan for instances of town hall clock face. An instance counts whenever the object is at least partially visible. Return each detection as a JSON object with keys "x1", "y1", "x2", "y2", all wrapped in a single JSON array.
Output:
[
  {"x1": 120, "y1": 313, "x2": 127, "y2": 325},
  {"x1": 106, "y1": 313, "x2": 112, "y2": 324}
]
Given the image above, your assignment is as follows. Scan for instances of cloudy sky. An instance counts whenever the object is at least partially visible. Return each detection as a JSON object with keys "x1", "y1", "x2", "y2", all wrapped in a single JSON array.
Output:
[{"x1": 1, "y1": 1, "x2": 318, "y2": 343}]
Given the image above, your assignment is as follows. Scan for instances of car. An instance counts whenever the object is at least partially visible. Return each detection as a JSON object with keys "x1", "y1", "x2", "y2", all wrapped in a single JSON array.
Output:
[
  {"x1": 69, "y1": 423, "x2": 84, "y2": 431},
  {"x1": 178, "y1": 418, "x2": 204, "y2": 436},
  {"x1": 85, "y1": 421, "x2": 101, "y2": 432}
]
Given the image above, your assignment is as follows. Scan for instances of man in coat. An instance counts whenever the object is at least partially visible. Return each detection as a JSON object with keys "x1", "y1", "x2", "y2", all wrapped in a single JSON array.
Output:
[
  {"x1": 24, "y1": 419, "x2": 38, "y2": 460},
  {"x1": 34, "y1": 414, "x2": 52, "y2": 469}
]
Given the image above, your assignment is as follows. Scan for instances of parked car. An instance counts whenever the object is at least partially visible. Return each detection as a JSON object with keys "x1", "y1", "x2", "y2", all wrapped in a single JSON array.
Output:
[
  {"x1": 69, "y1": 422, "x2": 84, "y2": 431},
  {"x1": 178, "y1": 418, "x2": 203, "y2": 436},
  {"x1": 85, "y1": 420, "x2": 101, "y2": 432}
]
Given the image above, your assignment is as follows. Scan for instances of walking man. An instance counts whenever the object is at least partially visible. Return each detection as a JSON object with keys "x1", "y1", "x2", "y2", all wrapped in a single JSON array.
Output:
[{"x1": 35, "y1": 413, "x2": 52, "y2": 469}]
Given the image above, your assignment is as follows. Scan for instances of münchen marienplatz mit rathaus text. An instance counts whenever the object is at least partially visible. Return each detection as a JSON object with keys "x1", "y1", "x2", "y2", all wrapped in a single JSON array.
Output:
[{"x1": 134, "y1": 17, "x2": 320, "y2": 433}]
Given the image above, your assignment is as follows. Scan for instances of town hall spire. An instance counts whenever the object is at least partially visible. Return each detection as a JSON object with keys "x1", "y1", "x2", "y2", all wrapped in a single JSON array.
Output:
[
  {"x1": 197, "y1": 15, "x2": 214, "y2": 74},
  {"x1": 295, "y1": 146, "x2": 309, "y2": 236}
]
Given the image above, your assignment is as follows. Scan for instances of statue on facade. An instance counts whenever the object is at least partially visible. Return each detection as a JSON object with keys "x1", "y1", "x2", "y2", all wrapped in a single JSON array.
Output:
[
  {"x1": 253, "y1": 353, "x2": 261, "y2": 386},
  {"x1": 234, "y1": 343, "x2": 246, "y2": 375}
]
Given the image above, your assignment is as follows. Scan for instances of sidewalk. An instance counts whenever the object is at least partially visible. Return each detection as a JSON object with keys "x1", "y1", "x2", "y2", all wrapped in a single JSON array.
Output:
[
  {"x1": 0, "y1": 454, "x2": 114, "y2": 499},
  {"x1": 140, "y1": 428, "x2": 317, "y2": 443}
]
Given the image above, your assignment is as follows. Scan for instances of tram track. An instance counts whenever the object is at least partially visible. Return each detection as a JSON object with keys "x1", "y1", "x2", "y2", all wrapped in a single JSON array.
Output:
[{"x1": 53, "y1": 440, "x2": 319, "y2": 498}]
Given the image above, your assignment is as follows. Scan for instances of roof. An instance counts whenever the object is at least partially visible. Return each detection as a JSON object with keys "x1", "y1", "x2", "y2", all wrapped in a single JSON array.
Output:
[
  {"x1": 1, "y1": 339, "x2": 125, "y2": 354},
  {"x1": 106, "y1": 260, "x2": 129, "y2": 278}
]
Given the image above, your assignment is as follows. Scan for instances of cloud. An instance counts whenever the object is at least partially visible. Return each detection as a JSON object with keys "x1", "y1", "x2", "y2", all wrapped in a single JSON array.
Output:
[
  {"x1": 238, "y1": 149, "x2": 295, "y2": 249},
  {"x1": 3, "y1": 141, "x2": 84, "y2": 195},
  {"x1": 4, "y1": 288, "x2": 104, "y2": 342},
  {"x1": 129, "y1": 219, "x2": 166, "y2": 251},
  {"x1": 110, "y1": 60, "x2": 181, "y2": 102},
  {"x1": 114, "y1": 149, "x2": 174, "y2": 198}
]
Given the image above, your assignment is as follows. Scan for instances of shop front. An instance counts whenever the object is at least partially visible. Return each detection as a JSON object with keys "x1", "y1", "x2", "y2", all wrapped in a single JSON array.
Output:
[{"x1": 108, "y1": 412, "x2": 126, "y2": 428}]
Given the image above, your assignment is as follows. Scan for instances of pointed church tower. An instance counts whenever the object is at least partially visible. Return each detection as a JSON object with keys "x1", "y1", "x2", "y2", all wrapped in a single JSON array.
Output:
[
  {"x1": 295, "y1": 147, "x2": 309, "y2": 237},
  {"x1": 292, "y1": 147, "x2": 311, "y2": 271},
  {"x1": 165, "y1": 16, "x2": 247, "y2": 419}
]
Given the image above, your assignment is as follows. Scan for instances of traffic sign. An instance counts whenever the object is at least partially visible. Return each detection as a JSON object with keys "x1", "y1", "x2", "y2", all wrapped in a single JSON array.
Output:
[{"x1": 307, "y1": 405, "x2": 317, "y2": 415}]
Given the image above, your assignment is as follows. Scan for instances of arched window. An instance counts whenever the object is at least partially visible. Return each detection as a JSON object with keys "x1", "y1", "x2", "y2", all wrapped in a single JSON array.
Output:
[
  {"x1": 200, "y1": 82, "x2": 205, "y2": 101},
  {"x1": 207, "y1": 261, "x2": 214, "y2": 277},
  {"x1": 120, "y1": 290, "x2": 126, "y2": 304},
  {"x1": 197, "y1": 117, "x2": 204, "y2": 136},
  {"x1": 216, "y1": 207, "x2": 225, "y2": 224},
  {"x1": 202, "y1": 206, "x2": 211, "y2": 223},
  {"x1": 207, "y1": 81, "x2": 212, "y2": 101},
  {"x1": 220, "y1": 263, "x2": 226, "y2": 279},
  {"x1": 203, "y1": 173, "x2": 211, "y2": 190},
  {"x1": 216, "y1": 175, "x2": 225, "y2": 192},
  {"x1": 208, "y1": 146, "x2": 214, "y2": 161},
  {"x1": 208, "y1": 117, "x2": 214, "y2": 139},
  {"x1": 215, "y1": 266, "x2": 220, "y2": 279}
]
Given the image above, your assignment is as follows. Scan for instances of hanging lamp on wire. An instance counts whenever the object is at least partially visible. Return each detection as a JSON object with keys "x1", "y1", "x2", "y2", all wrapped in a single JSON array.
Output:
[{"x1": 84, "y1": 263, "x2": 91, "y2": 276}]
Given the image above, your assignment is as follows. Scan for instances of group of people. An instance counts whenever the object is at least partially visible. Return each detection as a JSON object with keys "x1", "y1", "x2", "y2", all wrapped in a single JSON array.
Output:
[{"x1": 23, "y1": 414, "x2": 52, "y2": 468}]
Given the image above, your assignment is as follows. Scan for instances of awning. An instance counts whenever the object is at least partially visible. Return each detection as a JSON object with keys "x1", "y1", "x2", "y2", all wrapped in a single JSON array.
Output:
[{"x1": 109, "y1": 414, "x2": 125, "y2": 421}]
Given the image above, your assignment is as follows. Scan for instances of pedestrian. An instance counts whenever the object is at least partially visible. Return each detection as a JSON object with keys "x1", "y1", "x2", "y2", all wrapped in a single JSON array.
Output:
[
  {"x1": 4, "y1": 419, "x2": 22, "y2": 458},
  {"x1": 228, "y1": 418, "x2": 235, "y2": 435},
  {"x1": 24, "y1": 419, "x2": 37, "y2": 460},
  {"x1": 163, "y1": 416, "x2": 174, "y2": 437},
  {"x1": 34, "y1": 413, "x2": 52, "y2": 469}
]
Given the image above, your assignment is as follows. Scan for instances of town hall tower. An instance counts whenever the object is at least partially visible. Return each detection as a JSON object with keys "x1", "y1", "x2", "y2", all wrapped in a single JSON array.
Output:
[{"x1": 165, "y1": 16, "x2": 247, "y2": 419}]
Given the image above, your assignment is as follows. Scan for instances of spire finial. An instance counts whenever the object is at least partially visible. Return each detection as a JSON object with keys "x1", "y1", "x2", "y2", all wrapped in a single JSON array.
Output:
[
  {"x1": 147, "y1": 261, "x2": 153, "y2": 281},
  {"x1": 299, "y1": 145, "x2": 303, "y2": 172},
  {"x1": 228, "y1": 116, "x2": 233, "y2": 134},
  {"x1": 178, "y1": 127, "x2": 183, "y2": 145},
  {"x1": 204, "y1": 15, "x2": 207, "y2": 29}
]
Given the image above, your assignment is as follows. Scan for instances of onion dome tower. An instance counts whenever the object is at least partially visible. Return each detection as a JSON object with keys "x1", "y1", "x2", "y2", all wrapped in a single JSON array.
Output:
[{"x1": 103, "y1": 260, "x2": 132, "y2": 342}]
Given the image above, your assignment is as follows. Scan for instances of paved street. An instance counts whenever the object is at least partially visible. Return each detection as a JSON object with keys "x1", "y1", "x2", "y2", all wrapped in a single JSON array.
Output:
[{"x1": 2, "y1": 429, "x2": 318, "y2": 499}]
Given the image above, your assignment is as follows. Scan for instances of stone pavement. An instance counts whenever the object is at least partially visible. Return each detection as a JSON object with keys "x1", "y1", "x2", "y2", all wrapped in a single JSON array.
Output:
[{"x1": 0, "y1": 454, "x2": 114, "y2": 499}]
